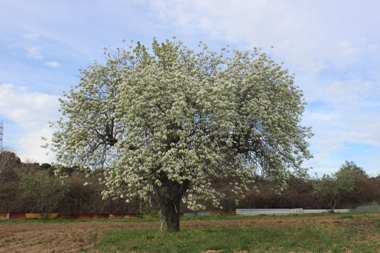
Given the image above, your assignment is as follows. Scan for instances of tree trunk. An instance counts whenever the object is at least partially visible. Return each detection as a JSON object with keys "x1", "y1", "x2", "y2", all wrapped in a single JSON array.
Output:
[
  {"x1": 156, "y1": 178, "x2": 189, "y2": 232},
  {"x1": 164, "y1": 199, "x2": 181, "y2": 232}
]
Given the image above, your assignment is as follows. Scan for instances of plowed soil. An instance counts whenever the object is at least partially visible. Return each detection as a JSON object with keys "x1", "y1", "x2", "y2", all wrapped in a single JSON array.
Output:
[{"x1": 1, "y1": 214, "x2": 379, "y2": 253}]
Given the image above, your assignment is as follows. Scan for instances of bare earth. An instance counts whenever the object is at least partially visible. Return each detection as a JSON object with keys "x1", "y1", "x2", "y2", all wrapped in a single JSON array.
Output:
[{"x1": 1, "y1": 214, "x2": 379, "y2": 253}]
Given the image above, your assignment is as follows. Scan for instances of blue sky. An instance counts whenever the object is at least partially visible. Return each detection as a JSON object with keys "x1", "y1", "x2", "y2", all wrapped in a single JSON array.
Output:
[{"x1": 0, "y1": 0, "x2": 379, "y2": 177}]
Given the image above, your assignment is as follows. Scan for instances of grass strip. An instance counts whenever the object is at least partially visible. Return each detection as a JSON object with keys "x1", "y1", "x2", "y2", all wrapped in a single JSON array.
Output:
[{"x1": 96, "y1": 223, "x2": 378, "y2": 253}]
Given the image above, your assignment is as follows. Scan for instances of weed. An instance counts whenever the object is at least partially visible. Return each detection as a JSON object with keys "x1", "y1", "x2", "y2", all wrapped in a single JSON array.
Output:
[
  {"x1": 340, "y1": 214, "x2": 354, "y2": 219},
  {"x1": 38, "y1": 236, "x2": 46, "y2": 243}
]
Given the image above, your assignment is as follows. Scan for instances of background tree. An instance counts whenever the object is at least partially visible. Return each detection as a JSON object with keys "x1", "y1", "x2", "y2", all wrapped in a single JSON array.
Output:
[
  {"x1": 0, "y1": 149, "x2": 21, "y2": 181},
  {"x1": 0, "y1": 149, "x2": 21, "y2": 212},
  {"x1": 50, "y1": 38, "x2": 313, "y2": 232},
  {"x1": 20, "y1": 171, "x2": 70, "y2": 214},
  {"x1": 313, "y1": 172, "x2": 354, "y2": 212},
  {"x1": 335, "y1": 161, "x2": 379, "y2": 206},
  {"x1": 336, "y1": 161, "x2": 367, "y2": 177}
]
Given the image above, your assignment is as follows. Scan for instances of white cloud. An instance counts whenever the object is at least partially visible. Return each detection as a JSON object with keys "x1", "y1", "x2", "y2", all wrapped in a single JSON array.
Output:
[
  {"x1": 44, "y1": 61, "x2": 61, "y2": 68},
  {"x1": 0, "y1": 84, "x2": 60, "y2": 163},
  {"x1": 23, "y1": 33, "x2": 39, "y2": 40},
  {"x1": 303, "y1": 83, "x2": 380, "y2": 175},
  {"x1": 0, "y1": 84, "x2": 59, "y2": 122},
  {"x1": 139, "y1": 0, "x2": 379, "y2": 74},
  {"x1": 322, "y1": 79, "x2": 380, "y2": 108},
  {"x1": 16, "y1": 127, "x2": 57, "y2": 164},
  {"x1": 26, "y1": 46, "x2": 44, "y2": 59}
]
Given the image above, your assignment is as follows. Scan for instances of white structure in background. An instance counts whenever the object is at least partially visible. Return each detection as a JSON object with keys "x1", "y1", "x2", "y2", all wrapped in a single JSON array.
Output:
[{"x1": 236, "y1": 208, "x2": 350, "y2": 216}]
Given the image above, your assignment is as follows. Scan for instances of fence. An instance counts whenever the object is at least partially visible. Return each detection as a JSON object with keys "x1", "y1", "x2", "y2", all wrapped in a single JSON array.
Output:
[
  {"x1": 236, "y1": 208, "x2": 350, "y2": 216},
  {"x1": 353, "y1": 205, "x2": 380, "y2": 212}
]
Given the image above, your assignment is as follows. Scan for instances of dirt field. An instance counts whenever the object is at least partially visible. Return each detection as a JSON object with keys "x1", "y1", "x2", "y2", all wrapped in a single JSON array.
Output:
[{"x1": 1, "y1": 214, "x2": 379, "y2": 253}]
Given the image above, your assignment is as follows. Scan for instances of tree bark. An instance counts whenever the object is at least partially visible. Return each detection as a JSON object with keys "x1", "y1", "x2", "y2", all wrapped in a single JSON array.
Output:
[
  {"x1": 156, "y1": 178, "x2": 189, "y2": 232},
  {"x1": 164, "y1": 199, "x2": 181, "y2": 232}
]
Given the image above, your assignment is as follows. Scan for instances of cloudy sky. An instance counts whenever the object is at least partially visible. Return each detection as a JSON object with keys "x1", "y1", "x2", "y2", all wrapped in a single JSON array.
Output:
[{"x1": 0, "y1": 0, "x2": 379, "y2": 177}]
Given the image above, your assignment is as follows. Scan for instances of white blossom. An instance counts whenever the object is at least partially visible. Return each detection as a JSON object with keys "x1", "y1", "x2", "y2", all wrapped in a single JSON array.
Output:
[{"x1": 51, "y1": 38, "x2": 313, "y2": 215}]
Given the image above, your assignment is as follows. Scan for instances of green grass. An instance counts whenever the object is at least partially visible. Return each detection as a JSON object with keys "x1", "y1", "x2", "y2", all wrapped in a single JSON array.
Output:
[
  {"x1": 94, "y1": 212, "x2": 380, "y2": 253},
  {"x1": 96, "y1": 225, "x2": 352, "y2": 253}
]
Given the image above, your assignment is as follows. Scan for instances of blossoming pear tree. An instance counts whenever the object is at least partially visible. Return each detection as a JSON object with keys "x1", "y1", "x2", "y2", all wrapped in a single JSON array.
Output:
[{"x1": 50, "y1": 38, "x2": 313, "y2": 232}]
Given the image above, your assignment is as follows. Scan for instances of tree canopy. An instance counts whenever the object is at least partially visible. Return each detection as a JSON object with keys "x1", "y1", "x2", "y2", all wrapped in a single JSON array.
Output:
[
  {"x1": 313, "y1": 173, "x2": 354, "y2": 212},
  {"x1": 336, "y1": 160, "x2": 367, "y2": 178},
  {"x1": 50, "y1": 38, "x2": 313, "y2": 231}
]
